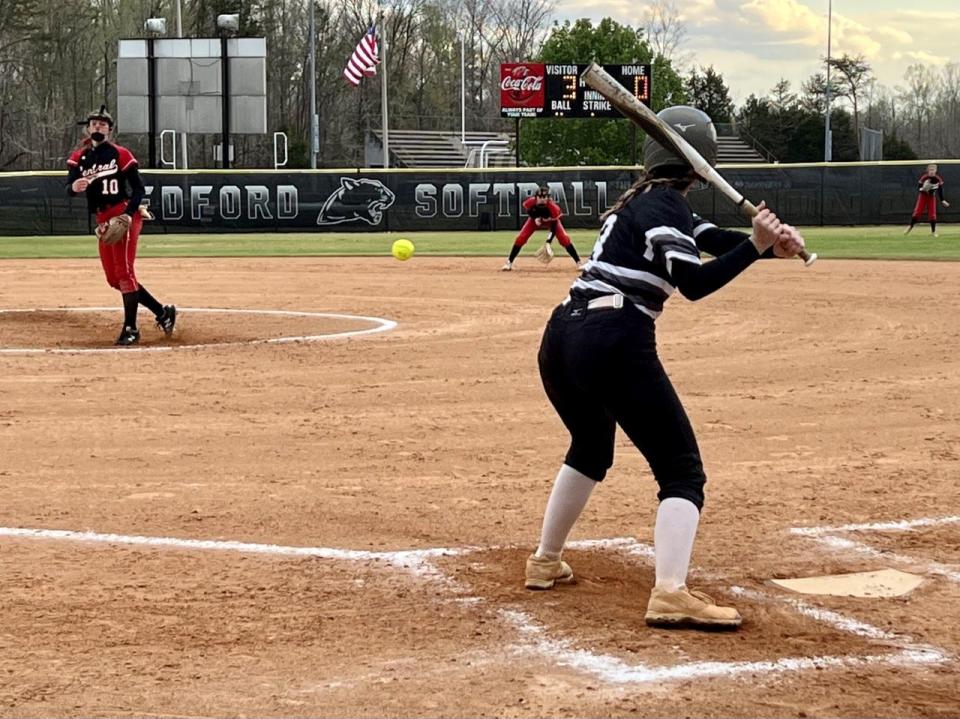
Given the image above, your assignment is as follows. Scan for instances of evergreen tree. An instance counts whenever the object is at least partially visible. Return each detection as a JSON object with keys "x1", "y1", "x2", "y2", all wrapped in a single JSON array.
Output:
[{"x1": 685, "y1": 66, "x2": 734, "y2": 122}]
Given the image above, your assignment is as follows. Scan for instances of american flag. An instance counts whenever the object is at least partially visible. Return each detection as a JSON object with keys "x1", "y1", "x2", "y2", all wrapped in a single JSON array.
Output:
[{"x1": 343, "y1": 26, "x2": 380, "y2": 86}]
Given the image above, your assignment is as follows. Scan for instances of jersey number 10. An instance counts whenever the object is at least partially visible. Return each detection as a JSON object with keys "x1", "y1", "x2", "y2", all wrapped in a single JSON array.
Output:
[{"x1": 102, "y1": 178, "x2": 119, "y2": 194}]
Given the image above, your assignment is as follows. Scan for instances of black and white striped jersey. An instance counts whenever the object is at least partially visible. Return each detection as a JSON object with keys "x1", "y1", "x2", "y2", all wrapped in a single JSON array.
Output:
[{"x1": 570, "y1": 185, "x2": 754, "y2": 319}]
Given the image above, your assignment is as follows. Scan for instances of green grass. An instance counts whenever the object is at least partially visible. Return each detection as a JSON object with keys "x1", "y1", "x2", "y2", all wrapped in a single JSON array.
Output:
[{"x1": 0, "y1": 225, "x2": 957, "y2": 260}]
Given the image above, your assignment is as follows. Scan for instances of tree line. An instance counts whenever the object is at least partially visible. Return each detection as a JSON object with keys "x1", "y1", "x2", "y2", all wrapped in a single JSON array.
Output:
[{"x1": 0, "y1": 0, "x2": 956, "y2": 170}]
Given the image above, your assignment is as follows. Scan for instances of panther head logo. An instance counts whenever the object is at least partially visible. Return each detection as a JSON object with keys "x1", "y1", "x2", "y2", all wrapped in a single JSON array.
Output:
[{"x1": 316, "y1": 178, "x2": 396, "y2": 226}]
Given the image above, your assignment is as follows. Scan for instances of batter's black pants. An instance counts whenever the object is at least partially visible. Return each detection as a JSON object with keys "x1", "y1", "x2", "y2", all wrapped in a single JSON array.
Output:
[{"x1": 538, "y1": 298, "x2": 706, "y2": 510}]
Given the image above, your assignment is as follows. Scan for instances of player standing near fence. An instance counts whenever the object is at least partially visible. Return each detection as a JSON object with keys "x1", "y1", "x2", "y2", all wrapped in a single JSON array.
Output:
[
  {"x1": 904, "y1": 163, "x2": 949, "y2": 237},
  {"x1": 523, "y1": 106, "x2": 806, "y2": 628},
  {"x1": 66, "y1": 106, "x2": 176, "y2": 346},
  {"x1": 501, "y1": 183, "x2": 583, "y2": 271}
]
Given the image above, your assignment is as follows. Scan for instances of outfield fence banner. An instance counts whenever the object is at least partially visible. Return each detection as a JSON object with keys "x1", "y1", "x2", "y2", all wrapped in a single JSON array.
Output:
[{"x1": 0, "y1": 162, "x2": 956, "y2": 236}]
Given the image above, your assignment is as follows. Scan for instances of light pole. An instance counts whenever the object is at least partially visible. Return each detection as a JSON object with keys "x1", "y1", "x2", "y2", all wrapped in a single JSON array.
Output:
[
  {"x1": 823, "y1": 0, "x2": 833, "y2": 162},
  {"x1": 309, "y1": 0, "x2": 318, "y2": 168},
  {"x1": 176, "y1": 0, "x2": 188, "y2": 169},
  {"x1": 460, "y1": 33, "x2": 466, "y2": 144}
]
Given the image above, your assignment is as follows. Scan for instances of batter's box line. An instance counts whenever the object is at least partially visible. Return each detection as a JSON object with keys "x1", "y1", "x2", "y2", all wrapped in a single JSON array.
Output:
[
  {"x1": 498, "y1": 606, "x2": 944, "y2": 685},
  {"x1": 0, "y1": 526, "x2": 471, "y2": 577},
  {"x1": 477, "y1": 540, "x2": 949, "y2": 685},
  {"x1": 789, "y1": 515, "x2": 960, "y2": 584},
  {"x1": 2, "y1": 526, "x2": 950, "y2": 685}
]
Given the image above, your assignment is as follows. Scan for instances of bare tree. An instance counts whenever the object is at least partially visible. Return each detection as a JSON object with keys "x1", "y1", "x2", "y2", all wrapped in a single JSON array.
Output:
[
  {"x1": 8, "y1": 1, "x2": 956, "y2": 170},
  {"x1": 460, "y1": 0, "x2": 504, "y2": 116},
  {"x1": 827, "y1": 53, "x2": 872, "y2": 133},
  {"x1": 901, "y1": 63, "x2": 937, "y2": 153},
  {"x1": 491, "y1": 0, "x2": 555, "y2": 62},
  {"x1": 642, "y1": 0, "x2": 688, "y2": 70},
  {"x1": 935, "y1": 62, "x2": 960, "y2": 155}
]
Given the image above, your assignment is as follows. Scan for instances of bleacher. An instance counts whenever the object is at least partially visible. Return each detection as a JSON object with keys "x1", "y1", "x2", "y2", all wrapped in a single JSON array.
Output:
[
  {"x1": 715, "y1": 123, "x2": 774, "y2": 164},
  {"x1": 368, "y1": 127, "x2": 771, "y2": 168},
  {"x1": 369, "y1": 130, "x2": 515, "y2": 168},
  {"x1": 717, "y1": 136, "x2": 769, "y2": 164}
]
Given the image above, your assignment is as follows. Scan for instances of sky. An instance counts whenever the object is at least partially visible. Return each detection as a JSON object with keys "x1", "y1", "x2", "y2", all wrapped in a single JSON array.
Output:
[{"x1": 553, "y1": 0, "x2": 960, "y2": 104}]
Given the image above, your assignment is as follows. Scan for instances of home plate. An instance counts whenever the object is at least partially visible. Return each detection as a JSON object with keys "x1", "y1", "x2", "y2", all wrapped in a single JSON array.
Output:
[{"x1": 769, "y1": 569, "x2": 924, "y2": 597}]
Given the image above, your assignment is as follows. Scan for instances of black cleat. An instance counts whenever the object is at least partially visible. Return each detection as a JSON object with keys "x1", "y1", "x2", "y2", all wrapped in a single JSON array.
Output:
[
  {"x1": 156, "y1": 305, "x2": 177, "y2": 336},
  {"x1": 115, "y1": 326, "x2": 140, "y2": 346}
]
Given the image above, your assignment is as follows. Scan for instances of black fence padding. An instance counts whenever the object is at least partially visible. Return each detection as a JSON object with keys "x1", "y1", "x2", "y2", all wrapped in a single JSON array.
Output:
[{"x1": 1, "y1": 163, "x2": 955, "y2": 236}]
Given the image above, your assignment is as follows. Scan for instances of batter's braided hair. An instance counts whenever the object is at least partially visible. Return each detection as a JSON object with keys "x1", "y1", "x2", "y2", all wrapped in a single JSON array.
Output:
[{"x1": 601, "y1": 165, "x2": 697, "y2": 221}]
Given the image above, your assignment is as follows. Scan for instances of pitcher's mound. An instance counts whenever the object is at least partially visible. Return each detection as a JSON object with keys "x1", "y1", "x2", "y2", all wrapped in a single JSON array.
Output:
[{"x1": 0, "y1": 307, "x2": 390, "y2": 351}]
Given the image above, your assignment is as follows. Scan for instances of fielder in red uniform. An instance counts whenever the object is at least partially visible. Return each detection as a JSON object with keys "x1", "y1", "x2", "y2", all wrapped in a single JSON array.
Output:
[
  {"x1": 66, "y1": 106, "x2": 176, "y2": 346},
  {"x1": 904, "y1": 163, "x2": 949, "y2": 236},
  {"x1": 501, "y1": 184, "x2": 583, "y2": 271}
]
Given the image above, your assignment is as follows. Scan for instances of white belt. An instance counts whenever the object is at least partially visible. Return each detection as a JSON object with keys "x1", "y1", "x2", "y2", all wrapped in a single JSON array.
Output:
[{"x1": 562, "y1": 294, "x2": 625, "y2": 310}]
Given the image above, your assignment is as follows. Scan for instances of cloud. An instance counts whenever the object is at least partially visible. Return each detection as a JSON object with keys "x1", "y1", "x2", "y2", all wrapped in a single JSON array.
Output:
[
  {"x1": 739, "y1": 0, "x2": 820, "y2": 36},
  {"x1": 551, "y1": 0, "x2": 958, "y2": 103},
  {"x1": 830, "y1": 14, "x2": 882, "y2": 57},
  {"x1": 902, "y1": 50, "x2": 949, "y2": 66},
  {"x1": 679, "y1": 0, "x2": 720, "y2": 25},
  {"x1": 894, "y1": 10, "x2": 960, "y2": 22},
  {"x1": 736, "y1": 1, "x2": 906, "y2": 58},
  {"x1": 876, "y1": 26, "x2": 913, "y2": 45}
]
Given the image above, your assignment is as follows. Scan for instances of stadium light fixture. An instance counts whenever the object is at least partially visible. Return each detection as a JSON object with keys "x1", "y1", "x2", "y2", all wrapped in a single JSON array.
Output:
[
  {"x1": 144, "y1": 17, "x2": 167, "y2": 36},
  {"x1": 217, "y1": 13, "x2": 240, "y2": 35}
]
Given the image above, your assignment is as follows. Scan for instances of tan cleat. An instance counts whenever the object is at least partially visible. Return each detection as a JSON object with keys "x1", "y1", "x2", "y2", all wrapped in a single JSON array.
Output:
[
  {"x1": 644, "y1": 586, "x2": 742, "y2": 629},
  {"x1": 524, "y1": 553, "x2": 575, "y2": 590}
]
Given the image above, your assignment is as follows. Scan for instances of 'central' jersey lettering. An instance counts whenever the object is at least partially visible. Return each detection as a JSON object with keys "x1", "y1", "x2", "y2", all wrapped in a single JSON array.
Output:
[{"x1": 66, "y1": 141, "x2": 141, "y2": 215}]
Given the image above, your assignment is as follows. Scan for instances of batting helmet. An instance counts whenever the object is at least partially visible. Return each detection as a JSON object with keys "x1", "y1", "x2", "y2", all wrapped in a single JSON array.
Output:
[
  {"x1": 643, "y1": 106, "x2": 717, "y2": 173},
  {"x1": 79, "y1": 105, "x2": 115, "y2": 128}
]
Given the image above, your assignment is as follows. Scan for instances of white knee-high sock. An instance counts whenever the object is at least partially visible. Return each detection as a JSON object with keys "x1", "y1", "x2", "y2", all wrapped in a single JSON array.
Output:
[
  {"x1": 654, "y1": 497, "x2": 701, "y2": 591},
  {"x1": 535, "y1": 464, "x2": 597, "y2": 560}
]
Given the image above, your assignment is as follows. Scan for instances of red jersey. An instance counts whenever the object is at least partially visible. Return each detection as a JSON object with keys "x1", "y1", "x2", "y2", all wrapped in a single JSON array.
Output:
[
  {"x1": 523, "y1": 195, "x2": 563, "y2": 221},
  {"x1": 918, "y1": 172, "x2": 945, "y2": 200}
]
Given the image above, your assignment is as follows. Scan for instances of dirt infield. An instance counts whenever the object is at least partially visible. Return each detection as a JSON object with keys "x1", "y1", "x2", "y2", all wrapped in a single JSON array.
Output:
[{"x1": 1, "y1": 256, "x2": 958, "y2": 717}]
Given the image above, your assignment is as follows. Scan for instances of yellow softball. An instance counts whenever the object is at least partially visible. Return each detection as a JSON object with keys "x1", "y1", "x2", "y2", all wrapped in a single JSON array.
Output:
[{"x1": 391, "y1": 238, "x2": 415, "y2": 261}]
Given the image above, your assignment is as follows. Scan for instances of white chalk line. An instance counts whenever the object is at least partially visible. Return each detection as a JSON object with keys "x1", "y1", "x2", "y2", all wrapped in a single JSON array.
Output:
[
  {"x1": 3, "y1": 525, "x2": 951, "y2": 684},
  {"x1": 789, "y1": 515, "x2": 960, "y2": 584},
  {"x1": 0, "y1": 526, "x2": 464, "y2": 576},
  {"x1": 791, "y1": 515, "x2": 960, "y2": 537},
  {"x1": 0, "y1": 307, "x2": 396, "y2": 354},
  {"x1": 568, "y1": 536, "x2": 655, "y2": 558},
  {"x1": 805, "y1": 534, "x2": 960, "y2": 584},
  {"x1": 729, "y1": 586, "x2": 949, "y2": 664},
  {"x1": 498, "y1": 608, "x2": 943, "y2": 685},
  {"x1": 455, "y1": 537, "x2": 952, "y2": 684}
]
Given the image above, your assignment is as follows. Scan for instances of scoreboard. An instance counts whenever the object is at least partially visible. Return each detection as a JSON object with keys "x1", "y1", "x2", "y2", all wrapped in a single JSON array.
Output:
[{"x1": 500, "y1": 63, "x2": 652, "y2": 119}]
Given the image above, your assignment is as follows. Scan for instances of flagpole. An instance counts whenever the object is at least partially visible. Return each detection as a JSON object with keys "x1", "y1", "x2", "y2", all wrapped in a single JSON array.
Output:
[{"x1": 380, "y1": 9, "x2": 390, "y2": 169}]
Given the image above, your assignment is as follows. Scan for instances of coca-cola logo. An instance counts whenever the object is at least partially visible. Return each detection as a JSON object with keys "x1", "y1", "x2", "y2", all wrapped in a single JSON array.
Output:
[{"x1": 501, "y1": 66, "x2": 543, "y2": 102}]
